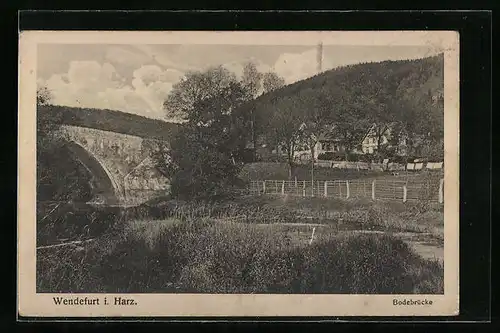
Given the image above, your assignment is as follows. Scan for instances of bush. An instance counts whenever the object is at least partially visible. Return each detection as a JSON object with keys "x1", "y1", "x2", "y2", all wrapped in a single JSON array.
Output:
[
  {"x1": 37, "y1": 202, "x2": 121, "y2": 246},
  {"x1": 317, "y1": 152, "x2": 344, "y2": 161}
]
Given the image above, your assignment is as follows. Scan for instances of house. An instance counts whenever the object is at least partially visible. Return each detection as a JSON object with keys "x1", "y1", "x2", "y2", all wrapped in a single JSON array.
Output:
[
  {"x1": 357, "y1": 124, "x2": 408, "y2": 155},
  {"x1": 313, "y1": 123, "x2": 409, "y2": 160},
  {"x1": 312, "y1": 132, "x2": 346, "y2": 159}
]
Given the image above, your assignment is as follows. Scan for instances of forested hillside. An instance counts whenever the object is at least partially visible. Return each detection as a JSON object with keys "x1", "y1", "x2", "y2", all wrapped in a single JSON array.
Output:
[
  {"x1": 245, "y1": 54, "x2": 444, "y2": 161},
  {"x1": 38, "y1": 105, "x2": 181, "y2": 141},
  {"x1": 254, "y1": 54, "x2": 443, "y2": 124}
]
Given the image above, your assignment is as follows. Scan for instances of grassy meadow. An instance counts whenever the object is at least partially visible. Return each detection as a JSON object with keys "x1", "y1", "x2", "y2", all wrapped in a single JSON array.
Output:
[
  {"x1": 240, "y1": 162, "x2": 384, "y2": 182},
  {"x1": 37, "y1": 194, "x2": 444, "y2": 294}
]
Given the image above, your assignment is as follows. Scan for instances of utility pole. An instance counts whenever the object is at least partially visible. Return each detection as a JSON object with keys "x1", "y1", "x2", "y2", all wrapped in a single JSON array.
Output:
[
  {"x1": 311, "y1": 41, "x2": 323, "y2": 197},
  {"x1": 317, "y1": 41, "x2": 323, "y2": 74},
  {"x1": 311, "y1": 139, "x2": 314, "y2": 197}
]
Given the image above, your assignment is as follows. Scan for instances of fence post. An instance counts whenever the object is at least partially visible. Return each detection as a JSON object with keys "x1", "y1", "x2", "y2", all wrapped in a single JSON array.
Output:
[
  {"x1": 309, "y1": 227, "x2": 316, "y2": 245},
  {"x1": 262, "y1": 181, "x2": 266, "y2": 194},
  {"x1": 439, "y1": 178, "x2": 444, "y2": 204},
  {"x1": 403, "y1": 185, "x2": 407, "y2": 203},
  {"x1": 303, "y1": 180, "x2": 306, "y2": 197},
  {"x1": 324, "y1": 181, "x2": 328, "y2": 197},
  {"x1": 281, "y1": 180, "x2": 285, "y2": 195},
  {"x1": 371, "y1": 180, "x2": 376, "y2": 200},
  {"x1": 295, "y1": 176, "x2": 298, "y2": 187},
  {"x1": 346, "y1": 180, "x2": 350, "y2": 199}
]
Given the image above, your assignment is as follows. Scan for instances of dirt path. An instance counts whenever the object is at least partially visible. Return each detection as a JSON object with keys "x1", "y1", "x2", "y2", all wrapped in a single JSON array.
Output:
[
  {"x1": 338, "y1": 229, "x2": 444, "y2": 262},
  {"x1": 255, "y1": 222, "x2": 444, "y2": 263}
]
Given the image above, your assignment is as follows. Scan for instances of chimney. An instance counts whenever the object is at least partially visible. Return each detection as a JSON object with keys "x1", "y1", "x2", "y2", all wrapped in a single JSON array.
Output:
[{"x1": 317, "y1": 42, "x2": 323, "y2": 73}]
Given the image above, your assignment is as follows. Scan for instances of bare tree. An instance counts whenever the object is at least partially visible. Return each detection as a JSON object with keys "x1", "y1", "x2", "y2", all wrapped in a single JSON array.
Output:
[
  {"x1": 267, "y1": 96, "x2": 305, "y2": 179},
  {"x1": 240, "y1": 62, "x2": 263, "y2": 160},
  {"x1": 241, "y1": 62, "x2": 263, "y2": 99},
  {"x1": 300, "y1": 90, "x2": 332, "y2": 187}
]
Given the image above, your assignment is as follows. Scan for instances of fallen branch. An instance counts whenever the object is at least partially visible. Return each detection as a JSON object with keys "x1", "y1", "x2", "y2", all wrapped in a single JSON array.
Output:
[
  {"x1": 36, "y1": 238, "x2": 96, "y2": 250},
  {"x1": 39, "y1": 203, "x2": 61, "y2": 222}
]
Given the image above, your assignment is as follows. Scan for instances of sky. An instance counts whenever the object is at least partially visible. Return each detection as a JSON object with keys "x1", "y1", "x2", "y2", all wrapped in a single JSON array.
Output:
[{"x1": 37, "y1": 44, "x2": 439, "y2": 121}]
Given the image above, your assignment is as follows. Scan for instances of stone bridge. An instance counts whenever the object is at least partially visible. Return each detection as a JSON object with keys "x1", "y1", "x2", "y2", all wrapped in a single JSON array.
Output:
[{"x1": 39, "y1": 105, "x2": 181, "y2": 207}]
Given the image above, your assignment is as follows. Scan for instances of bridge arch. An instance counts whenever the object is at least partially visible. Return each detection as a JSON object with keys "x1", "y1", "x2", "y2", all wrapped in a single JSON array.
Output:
[{"x1": 64, "y1": 141, "x2": 122, "y2": 206}]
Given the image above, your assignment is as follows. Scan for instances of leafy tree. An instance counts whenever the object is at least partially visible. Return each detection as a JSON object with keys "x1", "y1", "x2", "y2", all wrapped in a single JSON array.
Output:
[
  {"x1": 158, "y1": 67, "x2": 248, "y2": 200},
  {"x1": 37, "y1": 86, "x2": 52, "y2": 106},
  {"x1": 325, "y1": 87, "x2": 371, "y2": 160},
  {"x1": 36, "y1": 88, "x2": 93, "y2": 203},
  {"x1": 262, "y1": 72, "x2": 285, "y2": 93},
  {"x1": 164, "y1": 66, "x2": 239, "y2": 121}
]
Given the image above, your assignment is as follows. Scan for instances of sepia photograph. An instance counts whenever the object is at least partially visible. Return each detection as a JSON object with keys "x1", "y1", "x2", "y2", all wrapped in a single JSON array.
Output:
[{"x1": 18, "y1": 31, "x2": 459, "y2": 317}]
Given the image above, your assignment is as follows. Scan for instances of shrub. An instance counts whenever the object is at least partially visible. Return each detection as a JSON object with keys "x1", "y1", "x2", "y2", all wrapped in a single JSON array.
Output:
[
  {"x1": 317, "y1": 152, "x2": 344, "y2": 161},
  {"x1": 37, "y1": 202, "x2": 121, "y2": 246}
]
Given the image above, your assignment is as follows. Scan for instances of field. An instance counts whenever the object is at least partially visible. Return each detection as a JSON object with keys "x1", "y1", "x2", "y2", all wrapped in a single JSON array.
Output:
[
  {"x1": 240, "y1": 162, "x2": 384, "y2": 182},
  {"x1": 37, "y1": 191, "x2": 444, "y2": 294},
  {"x1": 239, "y1": 162, "x2": 443, "y2": 182}
]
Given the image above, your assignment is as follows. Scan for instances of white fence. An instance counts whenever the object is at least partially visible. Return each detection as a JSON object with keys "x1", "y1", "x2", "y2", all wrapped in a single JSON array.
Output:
[
  {"x1": 248, "y1": 178, "x2": 444, "y2": 204},
  {"x1": 309, "y1": 160, "x2": 443, "y2": 171}
]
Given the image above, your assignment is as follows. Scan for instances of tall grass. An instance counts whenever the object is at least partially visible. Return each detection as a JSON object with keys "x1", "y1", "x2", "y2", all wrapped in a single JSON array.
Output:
[
  {"x1": 37, "y1": 218, "x2": 443, "y2": 294},
  {"x1": 129, "y1": 195, "x2": 443, "y2": 238},
  {"x1": 36, "y1": 202, "x2": 122, "y2": 246}
]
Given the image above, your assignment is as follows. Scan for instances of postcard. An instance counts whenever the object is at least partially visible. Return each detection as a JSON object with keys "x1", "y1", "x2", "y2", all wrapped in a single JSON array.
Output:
[{"x1": 18, "y1": 30, "x2": 459, "y2": 317}]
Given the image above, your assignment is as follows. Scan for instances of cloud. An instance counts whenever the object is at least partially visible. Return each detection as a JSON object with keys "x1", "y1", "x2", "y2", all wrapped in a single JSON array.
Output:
[
  {"x1": 42, "y1": 61, "x2": 181, "y2": 120},
  {"x1": 131, "y1": 65, "x2": 178, "y2": 114}
]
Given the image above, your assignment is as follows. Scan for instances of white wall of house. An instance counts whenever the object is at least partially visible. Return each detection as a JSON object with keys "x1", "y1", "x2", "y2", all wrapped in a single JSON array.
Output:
[
  {"x1": 314, "y1": 140, "x2": 346, "y2": 159},
  {"x1": 274, "y1": 124, "x2": 412, "y2": 162},
  {"x1": 360, "y1": 135, "x2": 389, "y2": 154}
]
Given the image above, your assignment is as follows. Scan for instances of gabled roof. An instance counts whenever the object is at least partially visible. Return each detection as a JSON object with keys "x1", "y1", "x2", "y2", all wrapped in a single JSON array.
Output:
[
  {"x1": 359, "y1": 122, "x2": 406, "y2": 143},
  {"x1": 317, "y1": 122, "x2": 408, "y2": 145},
  {"x1": 317, "y1": 131, "x2": 342, "y2": 142}
]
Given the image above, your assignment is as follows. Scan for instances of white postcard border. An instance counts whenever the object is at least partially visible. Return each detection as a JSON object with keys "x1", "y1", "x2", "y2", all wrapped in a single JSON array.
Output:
[{"x1": 18, "y1": 30, "x2": 460, "y2": 317}]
